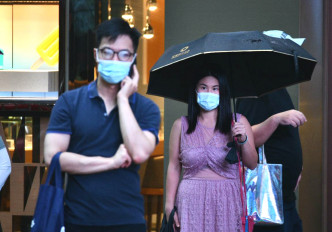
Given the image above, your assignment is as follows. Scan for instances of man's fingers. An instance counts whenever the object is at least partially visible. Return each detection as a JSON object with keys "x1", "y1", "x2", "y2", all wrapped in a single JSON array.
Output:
[
  {"x1": 121, "y1": 78, "x2": 126, "y2": 88},
  {"x1": 291, "y1": 114, "x2": 306, "y2": 127},
  {"x1": 126, "y1": 157, "x2": 132, "y2": 167},
  {"x1": 281, "y1": 110, "x2": 307, "y2": 127},
  {"x1": 120, "y1": 154, "x2": 132, "y2": 168},
  {"x1": 290, "y1": 120, "x2": 298, "y2": 127}
]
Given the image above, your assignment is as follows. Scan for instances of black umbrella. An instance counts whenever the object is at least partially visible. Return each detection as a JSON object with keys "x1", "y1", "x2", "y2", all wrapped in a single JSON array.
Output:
[
  {"x1": 147, "y1": 30, "x2": 316, "y2": 163},
  {"x1": 147, "y1": 30, "x2": 316, "y2": 103}
]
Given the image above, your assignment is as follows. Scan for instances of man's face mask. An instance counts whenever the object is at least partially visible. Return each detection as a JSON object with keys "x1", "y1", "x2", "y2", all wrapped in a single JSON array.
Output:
[
  {"x1": 196, "y1": 92, "x2": 220, "y2": 111},
  {"x1": 96, "y1": 52, "x2": 136, "y2": 84}
]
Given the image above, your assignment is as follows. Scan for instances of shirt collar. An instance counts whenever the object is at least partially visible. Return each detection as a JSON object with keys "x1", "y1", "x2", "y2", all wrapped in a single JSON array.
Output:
[{"x1": 88, "y1": 80, "x2": 136, "y2": 104}]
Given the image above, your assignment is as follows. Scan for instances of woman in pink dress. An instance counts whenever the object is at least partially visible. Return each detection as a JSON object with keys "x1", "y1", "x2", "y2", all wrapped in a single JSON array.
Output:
[{"x1": 165, "y1": 64, "x2": 257, "y2": 232}]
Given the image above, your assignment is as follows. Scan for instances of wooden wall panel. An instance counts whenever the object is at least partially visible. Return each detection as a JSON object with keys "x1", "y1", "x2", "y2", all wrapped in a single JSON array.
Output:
[{"x1": 299, "y1": 1, "x2": 324, "y2": 231}]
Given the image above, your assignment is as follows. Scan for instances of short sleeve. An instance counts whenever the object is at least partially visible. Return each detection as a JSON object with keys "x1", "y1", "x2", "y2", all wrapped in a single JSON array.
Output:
[
  {"x1": 47, "y1": 94, "x2": 72, "y2": 134},
  {"x1": 136, "y1": 97, "x2": 161, "y2": 144}
]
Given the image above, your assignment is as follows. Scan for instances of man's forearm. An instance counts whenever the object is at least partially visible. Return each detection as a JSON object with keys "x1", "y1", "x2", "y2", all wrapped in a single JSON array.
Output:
[
  {"x1": 44, "y1": 133, "x2": 127, "y2": 174},
  {"x1": 252, "y1": 115, "x2": 279, "y2": 147},
  {"x1": 117, "y1": 97, "x2": 155, "y2": 163},
  {"x1": 58, "y1": 152, "x2": 120, "y2": 174}
]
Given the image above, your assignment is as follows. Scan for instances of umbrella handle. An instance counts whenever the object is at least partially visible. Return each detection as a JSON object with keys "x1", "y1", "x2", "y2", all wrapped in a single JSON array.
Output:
[
  {"x1": 228, "y1": 54, "x2": 238, "y2": 123},
  {"x1": 232, "y1": 97, "x2": 238, "y2": 122}
]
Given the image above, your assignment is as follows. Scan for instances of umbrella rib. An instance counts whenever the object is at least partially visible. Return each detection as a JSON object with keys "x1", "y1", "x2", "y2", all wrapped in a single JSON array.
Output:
[
  {"x1": 151, "y1": 50, "x2": 271, "y2": 71},
  {"x1": 205, "y1": 50, "x2": 315, "y2": 61},
  {"x1": 203, "y1": 49, "x2": 273, "y2": 53},
  {"x1": 272, "y1": 51, "x2": 317, "y2": 61},
  {"x1": 151, "y1": 53, "x2": 204, "y2": 71},
  {"x1": 152, "y1": 49, "x2": 316, "y2": 72}
]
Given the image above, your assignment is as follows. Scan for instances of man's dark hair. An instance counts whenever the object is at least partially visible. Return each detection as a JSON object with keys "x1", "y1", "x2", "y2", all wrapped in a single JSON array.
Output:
[
  {"x1": 95, "y1": 18, "x2": 141, "y2": 52},
  {"x1": 187, "y1": 63, "x2": 233, "y2": 134}
]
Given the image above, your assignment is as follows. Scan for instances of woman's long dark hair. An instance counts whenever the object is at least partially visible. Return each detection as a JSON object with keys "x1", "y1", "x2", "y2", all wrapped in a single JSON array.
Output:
[{"x1": 187, "y1": 64, "x2": 233, "y2": 134}]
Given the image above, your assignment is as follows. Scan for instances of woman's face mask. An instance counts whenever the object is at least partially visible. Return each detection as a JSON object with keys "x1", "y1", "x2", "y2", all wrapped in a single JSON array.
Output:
[
  {"x1": 96, "y1": 54, "x2": 136, "y2": 84},
  {"x1": 196, "y1": 92, "x2": 220, "y2": 111}
]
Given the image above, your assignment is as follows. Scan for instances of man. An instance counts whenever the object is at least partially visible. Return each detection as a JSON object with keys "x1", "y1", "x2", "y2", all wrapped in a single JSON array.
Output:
[
  {"x1": 44, "y1": 18, "x2": 160, "y2": 232},
  {"x1": 237, "y1": 88, "x2": 306, "y2": 232}
]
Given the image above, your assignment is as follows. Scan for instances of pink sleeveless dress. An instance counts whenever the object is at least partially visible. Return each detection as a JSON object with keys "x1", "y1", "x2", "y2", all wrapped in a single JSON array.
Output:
[{"x1": 175, "y1": 116, "x2": 242, "y2": 232}]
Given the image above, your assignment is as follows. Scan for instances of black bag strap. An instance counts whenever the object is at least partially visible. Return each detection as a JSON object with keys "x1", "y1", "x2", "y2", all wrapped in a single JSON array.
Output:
[
  {"x1": 167, "y1": 206, "x2": 177, "y2": 224},
  {"x1": 160, "y1": 206, "x2": 177, "y2": 232}
]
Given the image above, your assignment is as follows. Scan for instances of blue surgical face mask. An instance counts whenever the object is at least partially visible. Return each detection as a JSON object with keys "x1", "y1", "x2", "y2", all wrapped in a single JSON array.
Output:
[
  {"x1": 97, "y1": 54, "x2": 136, "y2": 84},
  {"x1": 196, "y1": 92, "x2": 220, "y2": 111}
]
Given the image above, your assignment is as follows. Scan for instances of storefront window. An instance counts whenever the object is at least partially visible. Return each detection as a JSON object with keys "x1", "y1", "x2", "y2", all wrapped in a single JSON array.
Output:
[
  {"x1": 0, "y1": 1, "x2": 59, "y2": 231},
  {"x1": 1, "y1": 116, "x2": 33, "y2": 163},
  {"x1": 0, "y1": 1, "x2": 59, "y2": 101},
  {"x1": 0, "y1": 113, "x2": 50, "y2": 232}
]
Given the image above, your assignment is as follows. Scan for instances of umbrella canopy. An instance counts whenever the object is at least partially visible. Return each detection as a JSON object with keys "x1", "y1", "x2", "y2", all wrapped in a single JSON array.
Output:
[{"x1": 147, "y1": 30, "x2": 317, "y2": 103}]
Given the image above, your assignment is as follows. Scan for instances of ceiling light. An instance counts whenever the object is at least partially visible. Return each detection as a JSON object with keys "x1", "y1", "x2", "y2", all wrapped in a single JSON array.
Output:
[
  {"x1": 148, "y1": 0, "x2": 157, "y2": 11},
  {"x1": 122, "y1": 4, "x2": 133, "y2": 21},
  {"x1": 142, "y1": 17, "x2": 154, "y2": 39}
]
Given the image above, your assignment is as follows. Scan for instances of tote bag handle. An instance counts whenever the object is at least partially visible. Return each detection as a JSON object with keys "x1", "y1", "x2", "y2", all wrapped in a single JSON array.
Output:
[
  {"x1": 45, "y1": 152, "x2": 63, "y2": 188},
  {"x1": 258, "y1": 145, "x2": 267, "y2": 164}
]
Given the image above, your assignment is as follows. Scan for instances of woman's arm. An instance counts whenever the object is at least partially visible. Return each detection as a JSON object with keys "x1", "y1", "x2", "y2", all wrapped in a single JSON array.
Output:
[
  {"x1": 165, "y1": 118, "x2": 182, "y2": 227},
  {"x1": 232, "y1": 116, "x2": 257, "y2": 170}
]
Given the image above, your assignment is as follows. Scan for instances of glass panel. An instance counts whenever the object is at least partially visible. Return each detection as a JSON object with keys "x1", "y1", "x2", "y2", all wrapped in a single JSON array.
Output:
[
  {"x1": 12, "y1": 216, "x2": 33, "y2": 232},
  {"x1": 1, "y1": 117, "x2": 33, "y2": 163},
  {"x1": 0, "y1": 2, "x2": 59, "y2": 101},
  {"x1": 0, "y1": 178, "x2": 10, "y2": 212},
  {"x1": 13, "y1": 5, "x2": 59, "y2": 70},
  {"x1": 69, "y1": 0, "x2": 97, "y2": 86},
  {"x1": 0, "y1": 114, "x2": 46, "y2": 231}
]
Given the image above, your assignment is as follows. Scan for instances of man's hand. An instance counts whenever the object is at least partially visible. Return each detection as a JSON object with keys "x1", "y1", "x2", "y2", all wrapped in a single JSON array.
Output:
[
  {"x1": 117, "y1": 65, "x2": 139, "y2": 101},
  {"x1": 273, "y1": 109, "x2": 307, "y2": 127},
  {"x1": 113, "y1": 144, "x2": 132, "y2": 168}
]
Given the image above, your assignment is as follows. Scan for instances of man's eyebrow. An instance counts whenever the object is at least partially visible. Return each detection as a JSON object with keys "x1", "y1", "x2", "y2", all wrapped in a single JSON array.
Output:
[{"x1": 99, "y1": 46, "x2": 111, "y2": 50}]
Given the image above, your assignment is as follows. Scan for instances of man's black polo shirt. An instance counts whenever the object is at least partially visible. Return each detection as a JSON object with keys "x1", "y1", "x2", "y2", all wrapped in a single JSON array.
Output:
[{"x1": 47, "y1": 81, "x2": 160, "y2": 226}]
